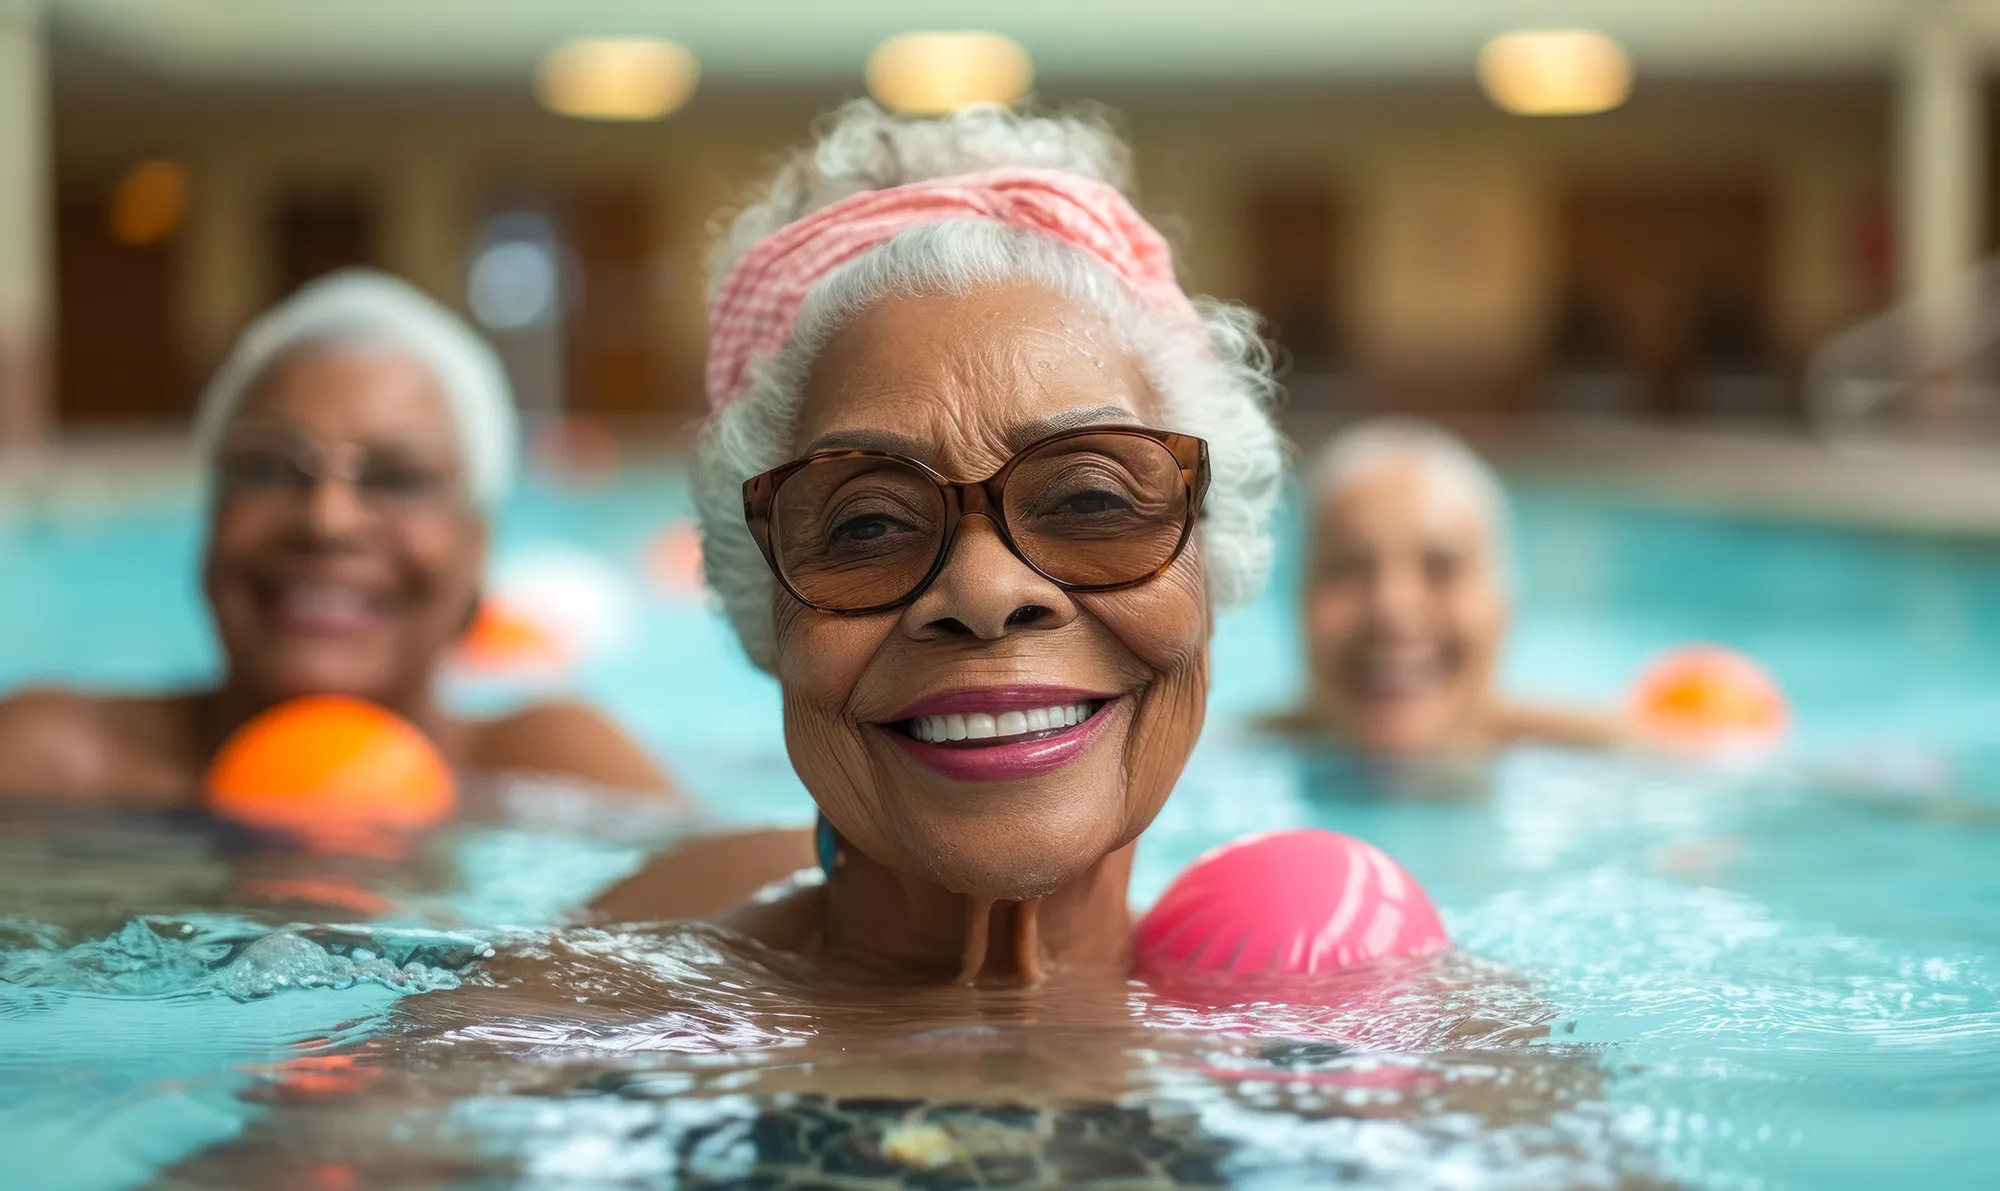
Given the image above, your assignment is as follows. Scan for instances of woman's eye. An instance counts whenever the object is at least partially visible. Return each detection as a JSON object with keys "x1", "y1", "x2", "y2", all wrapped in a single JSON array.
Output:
[
  {"x1": 1057, "y1": 489, "x2": 1132, "y2": 516},
  {"x1": 1422, "y1": 552, "x2": 1462, "y2": 586},
  {"x1": 361, "y1": 463, "x2": 446, "y2": 501},
  {"x1": 221, "y1": 452, "x2": 303, "y2": 490},
  {"x1": 829, "y1": 513, "x2": 914, "y2": 546},
  {"x1": 1318, "y1": 557, "x2": 1368, "y2": 585},
  {"x1": 1034, "y1": 485, "x2": 1137, "y2": 520}
]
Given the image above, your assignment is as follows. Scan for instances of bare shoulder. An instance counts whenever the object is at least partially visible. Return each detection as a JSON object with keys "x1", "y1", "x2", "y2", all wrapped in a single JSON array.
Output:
[
  {"x1": 1252, "y1": 706, "x2": 1323, "y2": 739},
  {"x1": 1499, "y1": 701, "x2": 1637, "y2": 751},
  {"x1": 0, "y1": 688, "x2": 181, "y2": 797},
  {"x1": 590, "y1": 826, "x2": 819, "y2": 924},
  {"x1": 471, "y1": 699, "x2": 679, "y2": 799}
]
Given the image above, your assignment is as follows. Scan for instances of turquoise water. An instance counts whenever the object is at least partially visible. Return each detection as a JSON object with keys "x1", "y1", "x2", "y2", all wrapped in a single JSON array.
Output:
[{"x1": 2, "y1": 471, "x2": 1999, "y2": 1189}]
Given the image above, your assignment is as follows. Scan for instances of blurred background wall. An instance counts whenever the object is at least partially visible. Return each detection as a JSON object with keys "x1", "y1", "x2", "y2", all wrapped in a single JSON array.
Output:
[{"x1": 4, "y1": 0, "x2": 1996, "y2": 444}]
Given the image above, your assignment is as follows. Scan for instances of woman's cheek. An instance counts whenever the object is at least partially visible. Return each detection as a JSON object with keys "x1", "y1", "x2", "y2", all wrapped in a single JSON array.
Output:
[
  {"x1": 772, "y1": 603, "x2": 891, "y2": 707},
  {"x1": 401, "y1": 522, "x2": 481, "y2": 641},
  {"x1": 1081, "y1": 558, "x2": 1210, "y2": 826},
  {"x1": 772, "y1": 601, "x2": 904, "y2": 844},
  {"x1": 1086, "y1": 556, "x2": 1208, "y2": 674},
  {"x1": 1448, "y1": 588, "x2": 1506, "y2": 676}
]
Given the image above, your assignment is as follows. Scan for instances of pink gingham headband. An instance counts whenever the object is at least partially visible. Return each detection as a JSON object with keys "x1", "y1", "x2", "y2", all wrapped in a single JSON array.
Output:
[{"x1": 704, "y1": 167, "x2": 1200, "y2": 411}]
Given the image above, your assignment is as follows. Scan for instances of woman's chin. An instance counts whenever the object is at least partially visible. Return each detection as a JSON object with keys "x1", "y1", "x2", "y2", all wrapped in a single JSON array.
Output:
[
  {"x1": 901, "y1": 811, "x2": 1121, "y2": 902},
  {"x1": 1354, "y1": 709, "x2": 1462, "y2": 757},
  {"x1": 256, "y1": 662, "x2": 399, "y2": 705},
  {"x1": 935, "y1": 860, "x2": 1082, "y2": 903}
]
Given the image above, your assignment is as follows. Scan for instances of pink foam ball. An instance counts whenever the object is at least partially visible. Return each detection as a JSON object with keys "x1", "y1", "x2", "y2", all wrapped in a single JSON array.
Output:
[{"x1": 1135, "y1": 829, "x2": 1449, "y2": 976}]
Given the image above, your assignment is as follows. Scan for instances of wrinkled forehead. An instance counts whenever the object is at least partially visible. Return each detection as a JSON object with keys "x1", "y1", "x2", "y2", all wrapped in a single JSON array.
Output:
[
  {"x1": 1316, "y1": 453, "x2": 1501, "y2": 556},
  {"x1": 229, "y1": 342, "x2": 461, "y2": 456},
  {"x1": 792, "y1": 283, "x2": 1157, "y2": 478}
]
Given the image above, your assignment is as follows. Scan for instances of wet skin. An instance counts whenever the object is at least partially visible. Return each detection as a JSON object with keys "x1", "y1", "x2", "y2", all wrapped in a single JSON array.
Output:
[
  {"x1": 1287, "y1": 455, "x2": 1629, "y2": 757},
  {"x1": 0, "y1": 346, "x2": 678, "y2": 802},
  {"x1": 603, "y1": 282, "x2": 1213, "y2": 985},
  {"x1": 1302, "y1": 457, "x2": 1509, "y2": 756}
]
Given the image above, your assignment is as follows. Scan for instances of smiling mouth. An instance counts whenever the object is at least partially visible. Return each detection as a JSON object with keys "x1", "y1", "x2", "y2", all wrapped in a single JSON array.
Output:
[
  {"x1": 255, "y1": 580, "x2": 393, "y2": 635},
  {"x1": 1340, "y1": 646, "x2": 1461, "y2": 700},
  {"x1": 897, "y1": 699, "x2": 1108, "y2": 749}
]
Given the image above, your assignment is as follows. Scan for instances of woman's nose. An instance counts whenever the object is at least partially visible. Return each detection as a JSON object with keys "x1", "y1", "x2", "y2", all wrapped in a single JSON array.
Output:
[
  {"x1": 901, "y1": 517, "x2": 1077, "y2": 641},
  {"x1": 1365, "y1": 564, "x2": 1427, "y2": 624},
  {"x1": 300, "y1": 473, "x2": 372, "y2": 540}
]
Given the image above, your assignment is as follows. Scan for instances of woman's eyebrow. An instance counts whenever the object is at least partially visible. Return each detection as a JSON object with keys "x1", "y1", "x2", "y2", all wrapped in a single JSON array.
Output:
[
  {"x1": 802, "y1": 404, "x2": 1139, "y2": 457},
  {"x1": 800, "y1": 428, "x2": 937, "y2": 455},
  {"x1": 1005, "y1": 405, "x2": 1140, "y2": 450}
]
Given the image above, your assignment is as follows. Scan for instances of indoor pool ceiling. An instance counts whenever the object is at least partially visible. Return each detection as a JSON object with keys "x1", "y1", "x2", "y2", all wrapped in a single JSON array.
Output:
[{"x1": 44, "y1": 0, "x2": 2000, "y2": 83}]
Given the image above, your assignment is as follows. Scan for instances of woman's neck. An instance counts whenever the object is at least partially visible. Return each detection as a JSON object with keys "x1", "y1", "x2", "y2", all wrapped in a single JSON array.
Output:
[
  {"x1": 206, "y1": 679, "x2": 456, "y2": 759},
  {"x1": 1307, "y1": 682, "x2": 1506, "y2": 753},
  {"x1": 813, "y1": 839, "x2": 1136, "y2": 987}
]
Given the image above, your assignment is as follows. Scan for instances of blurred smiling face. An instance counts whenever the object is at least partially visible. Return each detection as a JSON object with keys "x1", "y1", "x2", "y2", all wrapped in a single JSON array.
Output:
[
  {"x1": 770, "y1": 284, "x2": 1210, "y2": 902},
  {"x1": 203, "y1": 345, "x2": 485, "y2": 705},
  {"x1": 1305, "y1": 455, "x2": 1506, "y2": 755}
]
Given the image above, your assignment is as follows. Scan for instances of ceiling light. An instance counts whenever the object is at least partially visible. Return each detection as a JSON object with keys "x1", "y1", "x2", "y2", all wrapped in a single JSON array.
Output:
[
  {"x1": 536, "y1": 38, "x2": 698, "y2": 122},
  {"x1": 1478, "y1": 29, "x2": 1631, "y2": 117},
  {"x1": 110, "y1": 161, "x2": 187, "y2": 246},
  {"x1": 866, "y1": 31, "x2": 1032, "y2": 116}
]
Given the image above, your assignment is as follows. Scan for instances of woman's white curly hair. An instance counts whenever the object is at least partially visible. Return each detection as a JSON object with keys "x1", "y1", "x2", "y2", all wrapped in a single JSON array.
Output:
[{"x1": 694, "y1": 100, "x2": 1286, "y2": 671}]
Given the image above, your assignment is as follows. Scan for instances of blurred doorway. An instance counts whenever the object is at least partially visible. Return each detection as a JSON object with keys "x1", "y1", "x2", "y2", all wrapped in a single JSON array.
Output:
[
  {"x1": 1552, "y1": 189, "x2": 1782, "y2": 419},
  {"x1": 273, "y1": 188, "x2": 377, "y2": 299},
  {"x1": 564, "y1": 188, "x2": 669, "y2": 422},
  {"x1": 55, "y1": 182, "x2": 185, "y2": 424},
  {"x1": 1244, "y1": 186, "x2": 1345, "y2": 406},
  {"x1": 467, "y1": 204, "x2": 566, "y2": 417}
]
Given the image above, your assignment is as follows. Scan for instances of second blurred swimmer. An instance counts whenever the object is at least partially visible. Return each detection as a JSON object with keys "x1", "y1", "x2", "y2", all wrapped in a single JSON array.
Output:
[
  {"x1": 0, "y1": 270, "x2": 674, "y2": 798},
  {"x1": 1272, "y1": 419, "x2": 1630, "y2": 756}
]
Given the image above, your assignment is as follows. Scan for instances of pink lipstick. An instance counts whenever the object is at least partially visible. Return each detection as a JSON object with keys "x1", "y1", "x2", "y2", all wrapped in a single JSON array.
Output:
[{"x1": 879, "y1": 686, "x2": 1122, "y2": 783}]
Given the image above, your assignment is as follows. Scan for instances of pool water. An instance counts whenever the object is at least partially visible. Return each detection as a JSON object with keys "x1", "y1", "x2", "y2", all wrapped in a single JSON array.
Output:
[{"x1": 2, "y1": 471, "x2": 1999, "y2": 1190}]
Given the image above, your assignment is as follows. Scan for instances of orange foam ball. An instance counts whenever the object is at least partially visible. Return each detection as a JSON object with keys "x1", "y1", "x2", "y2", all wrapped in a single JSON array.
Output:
[
  {"x1": 204, "y1": 696, "x2": 456, "y2": 849},
  {"x1": 645, "y1": 521, "x2": 705, "y2": 598},
  {"x1": 455, "y1": 599, "x2": 571, "y2": 673},
  {"x1": 529, "y1": 413, "x2": 622, "y2": 487},
  {"x1": 1630, "y1": 645, "x2": 1788, "y2": 749}
]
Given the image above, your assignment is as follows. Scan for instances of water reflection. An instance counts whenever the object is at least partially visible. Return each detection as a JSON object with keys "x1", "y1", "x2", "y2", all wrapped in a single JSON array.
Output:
[
  {"x1": 139, "y1": 921, "x2": 1652, "y2": 1189},
  {"x1": 4, "y1": 731, "x2": 1999, "y2": 1189}
]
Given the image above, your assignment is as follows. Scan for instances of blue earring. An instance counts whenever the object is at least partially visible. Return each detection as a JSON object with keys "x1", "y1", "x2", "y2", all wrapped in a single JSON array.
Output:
[{"x1": 815, "y1": 813, "x2": 839, "y2": 877}]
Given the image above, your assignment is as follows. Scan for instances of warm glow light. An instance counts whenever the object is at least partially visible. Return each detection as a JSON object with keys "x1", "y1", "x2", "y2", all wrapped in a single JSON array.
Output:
[
  {"x1": 1478, "y1": 29, "x2": 1631, "y2": 116},
  {"x1": 866, "y1": 31, "x2": 1032, "y2": 116},
  {"x1": 536, "y1": 38, "x2": 698, "y2": 121},
  {"x1": 110, "y1": 160, "x2": 187, "y2": 246}
]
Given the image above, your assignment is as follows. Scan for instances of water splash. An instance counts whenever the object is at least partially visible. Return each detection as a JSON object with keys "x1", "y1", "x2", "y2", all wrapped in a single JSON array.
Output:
[{"x1": 0, "y1": 917, "x2": 486, "y2": 1001}]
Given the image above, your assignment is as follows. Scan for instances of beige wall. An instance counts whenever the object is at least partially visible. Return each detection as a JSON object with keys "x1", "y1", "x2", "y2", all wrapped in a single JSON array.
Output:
[
  {"x1": 1, "y1": 5, "x2": 51, "y2": 447},
  {"x1": 1116, "y1": 82, "x2": 1888, "y2": 376},
  {"x1": 52, "y1": 78, "x2": 1892, "y2": 413}
]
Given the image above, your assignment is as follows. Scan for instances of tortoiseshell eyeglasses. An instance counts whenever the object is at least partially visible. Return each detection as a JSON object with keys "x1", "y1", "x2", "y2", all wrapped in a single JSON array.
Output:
[{"x1": 743, "y1": 426, "x2": 1210, "y2": 614}]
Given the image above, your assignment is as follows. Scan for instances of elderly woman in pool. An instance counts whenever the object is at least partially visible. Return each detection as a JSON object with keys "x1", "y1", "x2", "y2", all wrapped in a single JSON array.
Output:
[
  {"x1": 0, "y1": 270, "x2": 682, "y2": 802},
  {"x1": 595, "y1": 101, "x2": 1288, "y2": 983},
  {"x1": 1267, "y1": 419, "x2": 1631, "y2": 757}
]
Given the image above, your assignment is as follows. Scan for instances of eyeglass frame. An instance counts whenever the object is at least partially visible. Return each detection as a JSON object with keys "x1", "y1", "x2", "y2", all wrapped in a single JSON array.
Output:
[
  {"x1": 212, "y1": 435, "x2": 468, "y2": 513},
  {"x1": 742, "y1": 425, "x2": 1211, "y2": 616}
]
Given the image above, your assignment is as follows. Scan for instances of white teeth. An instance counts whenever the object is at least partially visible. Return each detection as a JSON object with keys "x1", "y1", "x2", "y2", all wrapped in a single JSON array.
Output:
[
  {"x1": 279, "y1": 583, "x2": 374, "y2": 627},
  {"x1": 908, "y1": 702, "x2": 1098, "y2": 743},
  {"x1": 292, "y1": 585, "x2": 366, "y2": 612},
  {"x1": 1351, "y1": 648, "x2": 1446, "y2": 696}
]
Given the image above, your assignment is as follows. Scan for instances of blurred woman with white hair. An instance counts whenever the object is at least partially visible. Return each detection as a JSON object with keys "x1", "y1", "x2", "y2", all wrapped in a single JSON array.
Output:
[
  {"x1": 1270, "y1": 418, "x2": 1631, "y2": 756},
  {"x1": 0, "y1": 269, "x2": 683, "y2": 800}
]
